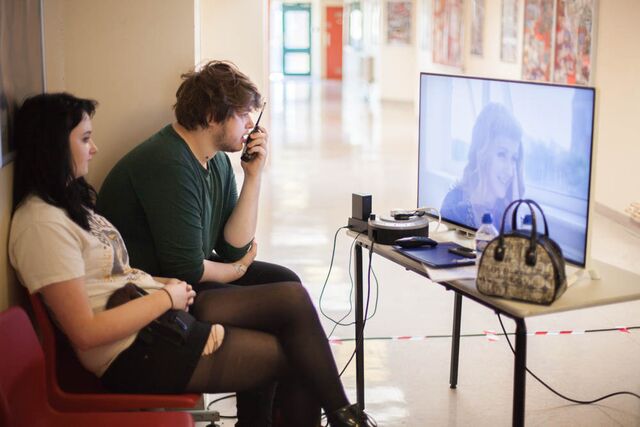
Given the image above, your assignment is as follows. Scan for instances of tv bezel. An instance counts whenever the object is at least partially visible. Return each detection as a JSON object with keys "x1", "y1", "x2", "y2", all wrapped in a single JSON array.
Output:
[{"x1": 417, "y1": 72, "x2": 597, "y2": 268}]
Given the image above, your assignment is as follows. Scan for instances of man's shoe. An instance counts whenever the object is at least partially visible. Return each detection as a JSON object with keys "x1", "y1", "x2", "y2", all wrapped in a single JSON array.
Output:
[{"x1": 327, "y1": 404, "x2": 376, "y2": 427}]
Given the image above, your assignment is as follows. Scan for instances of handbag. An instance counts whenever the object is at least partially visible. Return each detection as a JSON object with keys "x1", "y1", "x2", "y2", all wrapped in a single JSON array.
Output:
[
  {"x1": 476, "y1": 199, "x2": 567, "y2": 305},
  {"x1": 106, "y1": 283, "x2": 195, "y2": 345}
]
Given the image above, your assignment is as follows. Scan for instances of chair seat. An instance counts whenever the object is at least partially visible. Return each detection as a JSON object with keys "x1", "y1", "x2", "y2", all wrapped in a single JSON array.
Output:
[
  {"x1": 29, "y1": 292, "x2": 202, "y2": 412},
  {"x1": 0, "y1": 306, "x2": 194, "y2": 427}
]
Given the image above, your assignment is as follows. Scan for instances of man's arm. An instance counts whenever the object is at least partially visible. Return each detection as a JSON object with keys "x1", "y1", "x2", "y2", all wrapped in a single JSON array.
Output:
[
  {"x1": 223, "y1": 127, "x2": 268, "y2": 247},
  {"x1": 200, "y1": 242, "x2": 257, "y2": 283}
]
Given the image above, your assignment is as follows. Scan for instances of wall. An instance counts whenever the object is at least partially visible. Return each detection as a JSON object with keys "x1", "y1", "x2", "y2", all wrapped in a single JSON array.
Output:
[
  {"x1": 200, "y1": 0, "x2": 269, "y2": 101},
  {"x1": 591, "y1": 0, "x2": 640, "y2": 214},
  {"x1": 378, "y1": 0, "x2": 416, "y2": 102},
  {"x1": 45, "y1": 0, "x2": 196, "y2": 190},
  {"x1": 0, "y1": 0, "x2": 198, "y2": 311}
]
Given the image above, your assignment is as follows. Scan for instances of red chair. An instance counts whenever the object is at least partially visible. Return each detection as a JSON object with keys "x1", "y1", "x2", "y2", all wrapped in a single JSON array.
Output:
[
  {"x1": 0, "y1": 306, "x2": 195, "y2": 427},
  {"x1": 29, "y1": 292, "x2": 218, "y2": 422}
]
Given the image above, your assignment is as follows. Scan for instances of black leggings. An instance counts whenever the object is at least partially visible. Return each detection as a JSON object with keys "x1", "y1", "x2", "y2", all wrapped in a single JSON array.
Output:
[{"x1": 186, "y1": 282, "x2": 349, "y2": 427}]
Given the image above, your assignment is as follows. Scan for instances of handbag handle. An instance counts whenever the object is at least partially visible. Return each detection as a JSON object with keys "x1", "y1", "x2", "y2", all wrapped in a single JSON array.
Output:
[{"x1": 493, "y1": 199, "x2": 550, "y2": 267}]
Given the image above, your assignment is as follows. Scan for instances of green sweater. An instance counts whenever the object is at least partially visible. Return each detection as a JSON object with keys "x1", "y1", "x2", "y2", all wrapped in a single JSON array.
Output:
[{"x1": 96, "y1": 125, "x2": 249, "y2": 284}]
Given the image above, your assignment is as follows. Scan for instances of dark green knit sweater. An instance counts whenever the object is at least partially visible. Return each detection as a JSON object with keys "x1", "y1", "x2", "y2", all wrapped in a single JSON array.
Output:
[{"x1": 97, "y1": 125, "x2": 249, "y2": 284}]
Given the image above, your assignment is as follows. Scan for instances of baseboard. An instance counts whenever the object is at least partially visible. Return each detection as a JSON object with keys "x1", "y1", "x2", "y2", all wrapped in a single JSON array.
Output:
[{"x1": 594, "y1": 202, "x2": 640, "y2": 232}]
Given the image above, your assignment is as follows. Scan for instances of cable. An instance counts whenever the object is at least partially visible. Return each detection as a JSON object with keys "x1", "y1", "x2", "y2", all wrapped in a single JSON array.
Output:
[
  {"x1": 318, "y1": 226, "x2": 353, "y2": 327},
  {"x1": 338, "y1": 241, "x2": 375, "y2": 378},
  {"x1": 320, "y1": 226, "x2": 380, "y2": 337},
  {"x1": 496, "y1": 313, "x2": 640, "y2": 404},
  {"x1": 206, "y1": 393, "x2": 238, "y2": 419}
]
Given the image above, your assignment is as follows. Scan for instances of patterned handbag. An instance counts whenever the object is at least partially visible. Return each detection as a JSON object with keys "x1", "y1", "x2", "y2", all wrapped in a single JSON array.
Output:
[{"x1": 476, "y1": 199, "x2": 567, "y2": 305}]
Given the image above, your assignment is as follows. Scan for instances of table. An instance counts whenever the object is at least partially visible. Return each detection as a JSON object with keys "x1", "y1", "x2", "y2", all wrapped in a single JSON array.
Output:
[{"x1": 349, "y1": 231, "x2": 640, "y2": 427}]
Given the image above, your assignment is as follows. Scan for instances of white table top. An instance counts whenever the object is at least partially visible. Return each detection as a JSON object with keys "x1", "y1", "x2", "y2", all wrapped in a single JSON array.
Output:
[{"x1": 351, "y1": 231, "x2": 640, "y2": 319}]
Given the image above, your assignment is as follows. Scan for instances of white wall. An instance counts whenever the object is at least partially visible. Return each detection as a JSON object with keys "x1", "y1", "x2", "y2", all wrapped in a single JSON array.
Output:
[
  {"x1": 44, "y1": 0, "x2": 196, "y2": 190},
  {"x1": 200, "y1": 0, "x2": 269, "y2": 100},
  {"x1": 378, "y1": 0, "x2": 416, "y2": 102},
  {"x1": 591, "y1": 0, "x2": 640, "y2": 213}
]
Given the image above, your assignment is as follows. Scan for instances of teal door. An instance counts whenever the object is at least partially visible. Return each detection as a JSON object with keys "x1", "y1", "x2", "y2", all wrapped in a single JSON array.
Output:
[{"x1": 282, "y1": 3, "x2": 311, "y2": 76}]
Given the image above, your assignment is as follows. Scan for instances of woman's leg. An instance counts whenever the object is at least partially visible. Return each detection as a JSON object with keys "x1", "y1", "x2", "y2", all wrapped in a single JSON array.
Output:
[
  {"x1": 185, "y1": 326, "x2": 320, "y2": 427},
  {"x1": 191, "y1": 282, "x2": 349, "y2": 414}
]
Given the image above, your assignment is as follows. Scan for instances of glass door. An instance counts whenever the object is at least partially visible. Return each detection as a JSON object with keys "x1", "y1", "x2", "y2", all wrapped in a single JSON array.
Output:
[{"x1": 282, "y1": 3, "x2": 311, "y2": 76}]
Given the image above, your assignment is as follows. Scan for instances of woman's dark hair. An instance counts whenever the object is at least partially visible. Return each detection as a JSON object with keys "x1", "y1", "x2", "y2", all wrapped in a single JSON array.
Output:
[
  {"x1": 13, "y1": 93, "x2": 98, "y2": 231},
  {"x1": 174, "y1": 60, "x2": 262, "y2": 130}
]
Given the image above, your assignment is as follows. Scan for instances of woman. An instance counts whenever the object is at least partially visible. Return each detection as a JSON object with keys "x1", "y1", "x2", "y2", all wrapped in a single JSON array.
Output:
[
  {"x1": 441, "y1": 102, "x2": 525, "y2": 230},
  {"x1": 9, "y1": 93, "x2": 374, "y2": 427}
]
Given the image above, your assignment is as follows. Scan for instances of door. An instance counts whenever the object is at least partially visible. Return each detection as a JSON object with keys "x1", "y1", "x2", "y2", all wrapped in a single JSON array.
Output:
[
  {"x1": 282, "y1": 3, "x2": 311, "y2": 76},
  {"x1": 326, "y1": 6, "x2": 343, "y2": 80}
]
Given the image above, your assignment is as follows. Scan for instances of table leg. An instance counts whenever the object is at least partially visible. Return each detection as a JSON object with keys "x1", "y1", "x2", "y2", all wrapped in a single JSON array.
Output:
[
  {"x1": 355, "y1": 243, "x2": 365, "y2": 410},
  {"x1": 513, "y1": 318, "x2": 527, "y2": 427},
  {"x1": 449, "y1": 292, "x2": 463, "y2": 389}
]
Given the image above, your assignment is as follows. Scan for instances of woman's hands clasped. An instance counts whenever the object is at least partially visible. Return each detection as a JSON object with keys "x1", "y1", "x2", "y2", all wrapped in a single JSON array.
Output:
[{"x1": 163, "y1": 279, "x2": 196, "y2": 311}]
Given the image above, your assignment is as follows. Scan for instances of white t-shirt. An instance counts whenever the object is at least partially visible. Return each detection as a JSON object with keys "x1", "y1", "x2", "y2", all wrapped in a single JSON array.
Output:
[{"x1": 9, "y1": 195, "x2": 163, "y2": 377}]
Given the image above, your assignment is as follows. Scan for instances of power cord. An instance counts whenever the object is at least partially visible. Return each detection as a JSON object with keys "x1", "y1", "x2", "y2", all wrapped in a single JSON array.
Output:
[
  {"x1": 497, "y1": 313, "x2": 640, "y2": 404},
  {"x1": 206, "y1": 393, "x2": 238, "y2": 419},
  {"x1": 338, "y1": 240, "x2": 376, "y2": 378},
  {"x1": 319, "y1": 225, "x2": 379, "y2": 337}
]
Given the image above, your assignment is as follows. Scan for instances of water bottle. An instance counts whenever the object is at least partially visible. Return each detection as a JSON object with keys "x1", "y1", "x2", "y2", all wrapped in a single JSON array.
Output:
[
  {"x1": 475, "y1": 213, "x2": 499, "y2": 258},
  {"x1": 520, "y1": 214, "x2": 533, "y2": 235}
]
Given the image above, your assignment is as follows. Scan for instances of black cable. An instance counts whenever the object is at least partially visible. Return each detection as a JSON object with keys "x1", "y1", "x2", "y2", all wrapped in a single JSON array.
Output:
[
  {"x1": 338, "y1": 241, "x2": 375, "y2": 378},
  {"x1": 320, "y1": 226, "x2": 380, "y2": 338},
  {"x1": 206, "y1": 393, "x2": 238, "y2": 419},
  {"x1": 319, "y1": 226, "x2": 356, "y2": 328},
  {"x1": 496, "y1": 313, "x2": 640, "y2": 404}
]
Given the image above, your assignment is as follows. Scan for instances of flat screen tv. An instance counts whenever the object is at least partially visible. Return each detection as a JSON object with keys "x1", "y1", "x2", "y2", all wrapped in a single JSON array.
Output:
[{"x1": 417, "y1": 73, "x2": 596, "y2": 267}]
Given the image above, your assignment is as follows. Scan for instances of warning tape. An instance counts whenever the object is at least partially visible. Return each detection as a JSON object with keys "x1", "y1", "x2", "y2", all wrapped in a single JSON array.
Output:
[{"x1": 328, "y1": 326, "x2": 637, "y2": 344}]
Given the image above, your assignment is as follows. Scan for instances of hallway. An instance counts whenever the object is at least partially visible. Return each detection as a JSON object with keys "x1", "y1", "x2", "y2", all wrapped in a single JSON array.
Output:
[{"x1": 209, "y1": 77, "x2": 640, "y2": 426}]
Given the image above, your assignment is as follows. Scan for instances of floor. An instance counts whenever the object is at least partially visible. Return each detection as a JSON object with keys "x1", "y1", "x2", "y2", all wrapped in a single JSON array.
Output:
[{"x1": 202, "y1": 77, "x2": 640, "y2": 426}]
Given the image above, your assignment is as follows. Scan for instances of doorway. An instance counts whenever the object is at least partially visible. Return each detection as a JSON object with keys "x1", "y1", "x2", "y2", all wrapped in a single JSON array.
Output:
[
  {"x1": 282, "y1": 3, "x2": 312, "y2": 76},
  {"x1": 325, "y1": 6, "x2": 343, "y2": 80}
]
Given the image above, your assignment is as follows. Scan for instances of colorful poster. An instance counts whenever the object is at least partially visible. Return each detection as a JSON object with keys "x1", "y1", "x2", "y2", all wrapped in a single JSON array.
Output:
[
  {"x1": 387, "y1": 1, "x2": 412, "y2": 45},
  {"x1": 432, "y1": 0, "x2": 463, "y2": 67},
  {"x1": 554, "y1": 0, "x2": 596, "y2": 85},
  {"x1": 470, "y1": 0, "x2": 485, "y2": 56},
  {"x1": 500, "y1": 0, "x2": 518, "y2": 62},
  {"x1": 522, "y1": 0, "x2": 554, "y2": 81}
]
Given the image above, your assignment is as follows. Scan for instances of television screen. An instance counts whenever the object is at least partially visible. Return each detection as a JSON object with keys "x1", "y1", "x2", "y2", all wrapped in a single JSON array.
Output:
[{"x1": 418, "y1": 73, "x2": 596, "y2": 267}]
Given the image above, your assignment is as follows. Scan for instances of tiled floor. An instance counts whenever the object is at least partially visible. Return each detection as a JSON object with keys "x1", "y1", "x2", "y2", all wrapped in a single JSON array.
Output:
[{"x1": 202, "y1": 77, "x2": 640, "y2": 426}]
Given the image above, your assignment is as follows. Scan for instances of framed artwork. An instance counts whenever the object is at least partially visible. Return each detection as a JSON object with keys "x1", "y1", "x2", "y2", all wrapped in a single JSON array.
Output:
[
  {"x1": 0, "y1": 0, "x2": 44, "y2": 166},
  {"x1": 387, "y1": 0, "x2": 412, "y2": 45},
  {"x1": 432, "y1": 0, "x2": 463, "y2": 67},
  {"x1": 500, "y1": 0, "x2": 518, "y2": 62},
  {"x1": 470, "y1": 0, "x2": 484, "y2": 56},
  {"x1": 522, "y1": 0, "x2": 555, "y2": 81},
  {"x1": 553, "y1": 0, "x2": 596, "y2": 85}
]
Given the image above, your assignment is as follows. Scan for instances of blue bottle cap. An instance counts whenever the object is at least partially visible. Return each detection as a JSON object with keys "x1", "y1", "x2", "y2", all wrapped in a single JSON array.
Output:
[
  {"x1": 481, "y1": 213, "x2": 493, "y2": 224},
  {"x1": 523, "y1": 214, "x2": 532, "y2": 225}
]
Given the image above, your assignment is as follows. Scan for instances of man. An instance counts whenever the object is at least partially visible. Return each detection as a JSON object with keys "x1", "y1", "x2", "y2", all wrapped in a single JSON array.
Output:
[
  {"x1": 97, "y1": 60, "x2": 299, "y2": 290},
  {"x1": 97, "y1": 61, "x2": 300, "y2": 426}
]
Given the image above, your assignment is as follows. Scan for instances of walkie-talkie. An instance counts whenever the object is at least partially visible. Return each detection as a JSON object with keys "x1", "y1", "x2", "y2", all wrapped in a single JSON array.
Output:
[{"x1": 241, "y1": 101, "x2": 266, "y2": 162}]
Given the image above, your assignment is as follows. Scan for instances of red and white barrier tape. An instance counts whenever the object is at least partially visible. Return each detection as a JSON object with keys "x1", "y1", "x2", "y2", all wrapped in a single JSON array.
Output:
[{"x1": 328, "y1": 327, "x2": 633, "y2": 344}]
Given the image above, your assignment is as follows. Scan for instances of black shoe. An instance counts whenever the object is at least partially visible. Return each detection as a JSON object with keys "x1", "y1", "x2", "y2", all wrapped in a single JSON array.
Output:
[{"x1": 327, "y1": 404, "x2": 377, "y2": 427}]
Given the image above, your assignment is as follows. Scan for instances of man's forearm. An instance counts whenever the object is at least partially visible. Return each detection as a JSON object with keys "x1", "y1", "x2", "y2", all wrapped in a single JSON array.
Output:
[
  {"x1": 200, "y1": 258, "x2": 245, "y2": 283},
  {"x1": 224, "y1": 174, "x2": 261, "y2": 246}
]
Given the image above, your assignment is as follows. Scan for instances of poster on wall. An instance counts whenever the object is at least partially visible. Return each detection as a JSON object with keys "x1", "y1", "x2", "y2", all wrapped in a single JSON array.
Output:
[
  {"x1": 432, "y1": 0, "x2": 463, "y2": 67},
  {"x1": 554, "y1": 0, "x2": 596, "y2": 85},
  {"x1": 500, "y1": 0, "x2": 518, "y2": 62},
  {"x1": 522, "y1": 0, "x2": 555, "y2": 81},
  {"x1": 0, "y1": 0, "x2": 44, "y2": 166},
  {"x1": 470, "y1": 0, "x2": 484, "y2": 56},
  {"x1": 387, "y1": 1, "x2": 412, "y2": 45}
]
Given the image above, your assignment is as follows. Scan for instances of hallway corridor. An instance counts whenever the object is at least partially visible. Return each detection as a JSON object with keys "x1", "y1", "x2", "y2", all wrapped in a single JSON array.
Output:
[{"x1": 208, "y1": 77, "x2": 640, "y2": 426}]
